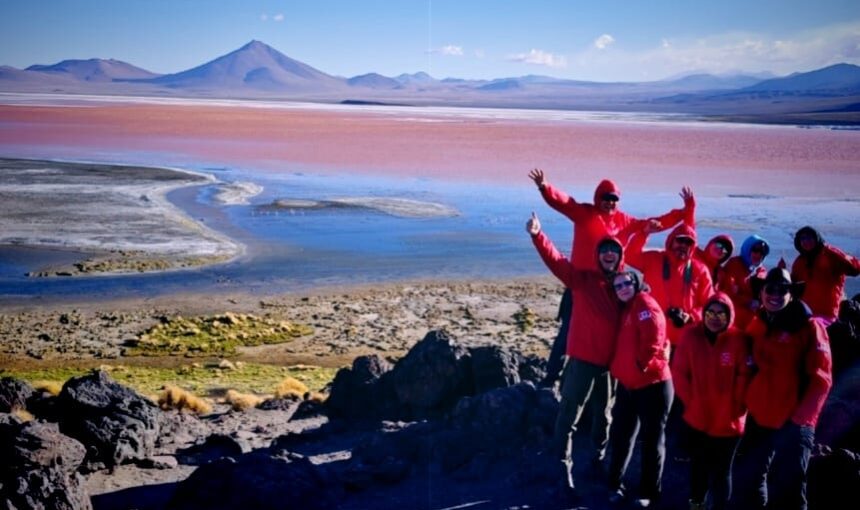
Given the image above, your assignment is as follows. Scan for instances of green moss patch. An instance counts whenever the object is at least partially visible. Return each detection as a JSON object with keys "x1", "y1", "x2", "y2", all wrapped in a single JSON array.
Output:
[{"x1": 125, "y1": 312, "x2": 314, "y2": 357}]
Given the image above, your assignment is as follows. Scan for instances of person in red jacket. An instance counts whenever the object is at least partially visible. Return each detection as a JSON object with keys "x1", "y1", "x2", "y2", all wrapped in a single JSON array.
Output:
[
  {"x1": 528, "y1": 168, "x2": 694, "y2": 271},
  {"x1": 606, "y1": 271, "x2": 673, "y2": 509},
  {"x1": 671, "y1": 292, "x2": 752, "y2": 510},
  {"x1": 720, "y1": 235, "x2": 769, "y2": 330},
  {"x1": 625, "y1": 223, "x2": 714, "y2": 346},
  {"x1": 738, "y1": 268, "x2": 833, "y2": 510},
  {"x1": 694, "y1": 235, "x2": 734, "y2": 287},
  {"x1": 791, "y1": 226, "x2": 860, "y2": 323},
  {"x1": 527, "y1": 212, "x2": 622, "y2": 500}
]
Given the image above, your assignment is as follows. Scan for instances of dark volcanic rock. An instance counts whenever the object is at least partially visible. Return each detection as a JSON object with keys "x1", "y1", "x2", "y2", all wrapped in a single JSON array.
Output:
[
  {"x1": 468, "y1": 345, "x2": 521, "y2": 394},
  {"x1": 0, "y1": 415, "x2": 92, "y2": 510},
  {"x1": 326, "y1": 354, "x2": 395, "y2": 421},
  {"x1": 176, "y1": 433, "x2": 248, "y2": 466},
  {"x1": 0, "y1": 376, "x2": 35, "y2": 412},
  {"x1": 168, "y1": 451, "x2": 334, "y2": 510},
  {"x1": 56, "y1": 370, "x2": 161, "y2": 471},
  {"x1": 809, "y1": 446, "x2": 860, "y2": 510}
]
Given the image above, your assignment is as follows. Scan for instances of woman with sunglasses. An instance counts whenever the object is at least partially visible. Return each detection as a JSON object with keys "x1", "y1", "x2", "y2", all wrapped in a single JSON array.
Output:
[
  {"x1": 737, "y1": 267, "x2": 832, "y2": 510},
  {"x1": 671, "y1": 292, "x2": 752, "y2": 510},
  {"x1": 606, "y1": 270, "x2": 673, "y2": 508},
  {"x1": 720, "y1": 235, "x2": 770, "y2": 330}
]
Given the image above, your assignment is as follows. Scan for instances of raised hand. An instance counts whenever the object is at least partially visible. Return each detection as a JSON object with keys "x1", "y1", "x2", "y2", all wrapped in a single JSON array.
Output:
[
  {"x1": 528, "y1": 168, "x2": 546, "y2": 189},
  {"x1": 526, "y1": 211, "x2": 541, "y2": 235},
  {"x1": 680, "y1": 185, "x2": 695, "y2": 206}
]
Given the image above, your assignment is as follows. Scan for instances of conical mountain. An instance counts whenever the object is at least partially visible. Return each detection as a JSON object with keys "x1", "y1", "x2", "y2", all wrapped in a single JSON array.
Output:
[{"x1": 150, "y1": 40, "x2": 346, "y2": 92}]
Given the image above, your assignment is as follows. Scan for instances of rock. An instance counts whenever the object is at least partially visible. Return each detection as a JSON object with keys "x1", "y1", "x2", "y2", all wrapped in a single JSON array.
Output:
[
  {"x1": 56, "y1": 370, "x2": 161, "y2": 471},
  {"x1": 0, "y1": 376, "x2": 35, "y2": 412},
  {"x1": 326, "y1": 354, "x2": 395, "y2": 421},
  {"x1": 0, "y1": 416, "x2": 92, "y2": 510},
  {"x1": 468, "y1": 345, "x2": 521, "y2": 394},
  {"x1": 168, "y1": 451, "x2": 334, "y2": 510},
  {"x1": 176, "y1": 433, "x2": 248, "y2": 466},
  {"x1": 809, "y1": 446, "x2": 860, "y2": 509},
  {"x1": 390, "y1": 330, "x2": 472, "y2": 418}
]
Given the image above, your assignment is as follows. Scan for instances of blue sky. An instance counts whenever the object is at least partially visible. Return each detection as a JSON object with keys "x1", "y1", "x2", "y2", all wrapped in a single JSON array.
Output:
[{"x1": 2, "y1": 0, "x2": 859, "y2": 81}]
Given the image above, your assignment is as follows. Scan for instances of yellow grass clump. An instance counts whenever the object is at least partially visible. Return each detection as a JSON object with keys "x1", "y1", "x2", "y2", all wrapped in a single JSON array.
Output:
[
  {"x1": 32, "y1": 380, "x2": 63, "y2": 396},
  {"x1": 157, "y1": 384, "x2": 213, "y2": 415},
  {"x1": 11, "y1": 408, "x2": 35, "y2": 422},
  {"x1": 305, "y1": 391, "x2": 328, "y2": 403},
  {"x1": 274, "y1": 376, "x2": 309, "y2": 399},
  {"x1": 224, "y1": 389, "x2": 265, "y2": 411}
]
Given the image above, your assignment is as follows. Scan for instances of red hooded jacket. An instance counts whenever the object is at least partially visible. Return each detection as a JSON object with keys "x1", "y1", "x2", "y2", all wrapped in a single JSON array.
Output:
[
  {"x1": 720, "y1": 257, "x2": 766, "y2": 330},
  {"x1": 538, "y1": 180, "x2": 688, "y2": 271},
  {"x1": 625, "y1": 223, "x2": 714, "y2": 345},
  {"x1": 532, "y1": 232, "x2": 622, "y2": 367},
  {"x1": 671, "y1": 292, "x2": 753, "y2": 437},
  {"x1": 611, "y1": 288, "x2": 671, "y2": 390},
  {"x1": 693, "y1": 235, "x2": 735, "y2": 288},
  {"x1": 745, "y1": 301, "x2": 833, "y2": 429},
  {"x1": 792, "y1": 243, "x2": 860, "y2": 321}
]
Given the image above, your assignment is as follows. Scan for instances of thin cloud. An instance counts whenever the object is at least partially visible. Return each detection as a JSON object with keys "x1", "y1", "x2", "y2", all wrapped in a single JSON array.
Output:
[
  {"x1": 507, "y1": 49, "x2": 568, "y2": 68},
  {"x1": 273, "y1": 13, "x2": 285, "y2": 22},
  {"x1": 440, "y1": 45, "x2": 464, "y2": 56},
  {"x1": 594, "y1": 34, "x2": 615, "y2": 50}
]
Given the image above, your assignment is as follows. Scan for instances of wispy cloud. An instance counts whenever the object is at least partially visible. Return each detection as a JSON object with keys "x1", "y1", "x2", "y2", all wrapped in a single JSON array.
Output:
[
  {"x1": 507, "y1": 49, "x2": 568, "y2": 68},
  {"x1": 440, "y1": 45, "x2": 463, "y2": 56},
  {"x1": 593, "y1": 34, "x2": 615, "y2": 50},
  {"x1": 273, "y1": 13, "x2": 284, "y2": 22},
  {"x1": 260, "y1": 13, "x2": 284, "y2": 22}
]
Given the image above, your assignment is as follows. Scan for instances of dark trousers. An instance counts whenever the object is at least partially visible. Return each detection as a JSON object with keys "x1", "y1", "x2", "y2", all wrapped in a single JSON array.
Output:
[
  {"x1": 736, "y1": 417, "x2": 814, "y2": 510},
  {"x1": 551, "y1": 358, "x2": 614, "y2": 487},
  {"x1": 543, "y1": 314, "x2": 571, "y2": 386},
  {"x1": 608, "y1": 380, "x2": 674, "y2": 501},
  {"x1": 684, "y1": 422, "x2": 740, "y2": 510}
]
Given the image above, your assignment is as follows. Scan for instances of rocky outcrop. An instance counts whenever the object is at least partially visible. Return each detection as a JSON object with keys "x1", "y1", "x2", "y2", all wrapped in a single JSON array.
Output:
[
  {"x1": 56, "y1": 370, "x2": 161, "y2": 471},
  {"x1": 0, "y1": 376, "x2": 35, "y2": 412},
  {"x1": 0, "y1": 414, "x2": 92, "y2": 510}
]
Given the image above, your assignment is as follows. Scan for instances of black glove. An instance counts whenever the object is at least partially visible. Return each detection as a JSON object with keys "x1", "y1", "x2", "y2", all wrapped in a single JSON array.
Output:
[{"x1": 666, "y1": 307, "x2": 688, "y2": 328}]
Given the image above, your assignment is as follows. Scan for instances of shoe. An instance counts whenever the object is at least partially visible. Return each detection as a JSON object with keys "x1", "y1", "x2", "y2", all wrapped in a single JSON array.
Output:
[
  {"x1": 634, "y1": 499, "x2": 652, "y2": 508},
  {"x1": 608, "y1": 488, "x2": 625, "y2": 505}
]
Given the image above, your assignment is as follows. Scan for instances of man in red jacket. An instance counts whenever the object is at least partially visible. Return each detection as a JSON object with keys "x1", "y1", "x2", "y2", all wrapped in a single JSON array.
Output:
[
  {"x1": 528, "y1": 168, "x2": 694, "y2": 271},
  {"x1": 671, "y1": 292, "x2": 752, "y2": 510},
  {"x1": 791, "y1": 226, "x2": 860, "y2": 323},
  {"x1": 738, "y1": 267, "x2": 833, "y2": 510}
]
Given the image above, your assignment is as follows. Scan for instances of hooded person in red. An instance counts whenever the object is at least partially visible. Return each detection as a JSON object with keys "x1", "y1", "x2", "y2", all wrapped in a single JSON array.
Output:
[
  {"x1": 606, "y1": 271, "x2": 673, "y2": 509},
  {"x1": 527, "y1": 212, "x2": 622, "y2": 501},
  {"x1": 694, "y1": 235, "x2": 734, "y2": 287},
  {"x1": 737, "y1": 268, "x2": 832, "y2": 510},
  {"x1": 528, "y1": 168, "x2": 694, "y2": 271},
  {"x1": 791, "y1": 225, "x2": 860, "y2": 322},
  {"x1": 671, "y1": 292, "x2": 752, "y2": 510},
  {"x1": 720, "y1": 235, "x2": 769, "y2": 330},
  {"x1": 625, "y1": 223, "x2": 714, "y2": 346}
]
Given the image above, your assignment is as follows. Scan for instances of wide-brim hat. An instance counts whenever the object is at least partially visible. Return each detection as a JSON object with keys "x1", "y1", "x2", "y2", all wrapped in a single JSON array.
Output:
[{"x1": 751, "y1": 267, "x2": 805, "y2": 297}]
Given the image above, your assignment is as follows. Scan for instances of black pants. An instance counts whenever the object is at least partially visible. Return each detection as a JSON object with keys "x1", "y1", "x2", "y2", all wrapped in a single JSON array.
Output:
[
  {"x1": 736, "y1": 417, "x2": 814, "y2": 510},
  {"x1": 684, "y1": 422, "x2": 740, "y2": 510},
  {"x1": 608, "y1": 379, "x2": 673, "y2": 501},
  {"x1": 543, "y1": 314, "x2": 571, "y2": 386}
]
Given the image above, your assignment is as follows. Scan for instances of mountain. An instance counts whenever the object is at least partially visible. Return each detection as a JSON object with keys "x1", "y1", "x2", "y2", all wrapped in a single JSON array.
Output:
[
  {"x1": 660, "y1": 73, "x2": 766, "y2": 91},
  {"x1": 148, "y1": 40, "x2": 345, "y2": 92},
  {"x1": 395, "y1": 72, "x2": 436, "y2": 85},
  {"x1": 347, "y1": 73, "x2": 401, "y2": 89},
  {"x1": 742, "y1": 63, "x2": 860, "y2": 93},
  {"x1": 26, "y1": 58, "x2": 160, "y2": 82}
]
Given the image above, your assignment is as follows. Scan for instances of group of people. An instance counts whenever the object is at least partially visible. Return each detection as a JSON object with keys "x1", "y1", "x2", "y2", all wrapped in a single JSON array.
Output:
[{"x1": 525, "y1": 169, "x2": 859, "y2": 510}]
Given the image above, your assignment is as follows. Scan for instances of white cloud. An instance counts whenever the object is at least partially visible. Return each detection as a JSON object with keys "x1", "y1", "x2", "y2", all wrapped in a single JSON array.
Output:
[
  {"x1": 273, "y1": 13, "x2": 285, "y2": 22},
  {"x1": 260, "y1": 14, "x2": 268, "y2": 21},
  {"x1": 440, "y1": 45, "x2": 464, "y2": 56},
  {"x1": 593, "y1": 34, "x2": 615, "y2": 50},
  {"x1": 507, "y1": 49, "x2": 568, "y2": 68}
]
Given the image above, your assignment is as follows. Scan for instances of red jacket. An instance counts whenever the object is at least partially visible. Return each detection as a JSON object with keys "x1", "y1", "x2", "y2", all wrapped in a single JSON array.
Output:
[
  {"x1": 611, "y1": 290, "x2": 671, "y2": 390},
  {"x1": 626, "y1": 223, "x2": 714, "y2": 345},
  {"x1": 792, "y1": 244, "x2": 860, "y2": 320},
  {"x1": 539, "y1": 180, "x2": 688, "y2": 271},
  {"x1": 532, "y1": 231, "x2": 621, "y2": 367},
  {"x1": 693, "y1": 235, "x2": 735, "y2": 288},
  {"x1": 745, "y1": 302, "x2": 833, "y2": 429},
  {"x1": 671, "y1": 293, "x2": 752, "y2": 437},
  {"x1": 719, "y1": 256, "x2": 766, "y2": 331}
]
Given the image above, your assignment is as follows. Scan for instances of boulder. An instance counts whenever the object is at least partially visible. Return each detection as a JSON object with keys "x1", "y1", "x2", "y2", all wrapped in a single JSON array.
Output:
[
  {"x1": 0, "y1": 376, "x2": 34, "y2": 412},
  {"x1": 468, "y1": 345, "x2": 521, "y2": 394},
  {"x1": 809, "y1": 446, "x2": 860, "y2": 509},
  {"x1": 56, "y1": 370, "x2": 161, "y2": 471},
  {"x1": 326, "y1": 354, "x2": 395, "y2": 421},
  {"x1": 0, "y1": 415, "x2": 92, "y2": 510}
]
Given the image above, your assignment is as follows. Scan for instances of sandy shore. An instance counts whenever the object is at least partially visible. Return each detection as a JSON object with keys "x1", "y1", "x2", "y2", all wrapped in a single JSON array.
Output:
[{"x1": 0, "y1": 158, "x2": 242, "y2": 276}]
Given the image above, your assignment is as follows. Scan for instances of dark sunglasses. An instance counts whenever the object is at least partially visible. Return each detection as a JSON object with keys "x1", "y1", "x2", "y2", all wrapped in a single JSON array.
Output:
[
  {"x1": 613, "y1": 280, "x2": 635, "y2": 291},
  {"x1": 599, "y1": 245, "x2": 621, "y2": 254},
  {"x1": 674, "y1": 238, "x2": 695, "y2": 246},
  {"x1": 601, "y1": 194, "x2": 619, "y2": 202},
  {"x1": 764, "y1": 283, "x2": 790, "y2": 295}
]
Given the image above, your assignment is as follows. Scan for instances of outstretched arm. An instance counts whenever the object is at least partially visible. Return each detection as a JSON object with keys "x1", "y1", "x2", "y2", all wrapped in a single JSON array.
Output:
[
  {"x1": 527, "y1": 213, "x2": 585, "y2": 288},
  {"x1": 628, "y1": 185, "x2": 696, "y2": 235},
  {"x1": 826, "y1": 244, "x2": 860, "y2": 277},
  {"x1": 528, "y1": 168, "x2": 588, "y2": 223}
]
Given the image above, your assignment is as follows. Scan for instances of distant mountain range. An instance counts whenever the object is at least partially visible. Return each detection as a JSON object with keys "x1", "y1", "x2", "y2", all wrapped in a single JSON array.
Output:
[{"x1": 3, "y1": 40, "x2": 859, "y2": 123}]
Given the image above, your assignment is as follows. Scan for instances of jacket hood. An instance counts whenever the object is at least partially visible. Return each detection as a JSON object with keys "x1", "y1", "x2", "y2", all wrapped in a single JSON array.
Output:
[
  {"x1": 704, "y1": 291, "x2": 736, "y2": 330},
  {"x1": 794, "y1": 226, "x2": 824, "y2": 255},
  {"x1": 706, "y1": 234, "x2": 735, "y2": 264},
  {"x1": 593, "y1": 179, "x2": 621, "y2": 204},
  {"x1": 740, "y1": 235, "x2": 769, "y2": 268},
  {"x1": 664, "y1": 223, "x2": 698, "y2": 253},
  {"x1": 595, "y1": 236, "x2": 625, "y2": 274}
]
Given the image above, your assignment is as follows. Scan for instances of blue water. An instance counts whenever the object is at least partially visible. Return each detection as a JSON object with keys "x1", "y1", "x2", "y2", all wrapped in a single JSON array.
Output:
[{"x1": 1, "y1": 159, "x2": 859, "y2": 303}]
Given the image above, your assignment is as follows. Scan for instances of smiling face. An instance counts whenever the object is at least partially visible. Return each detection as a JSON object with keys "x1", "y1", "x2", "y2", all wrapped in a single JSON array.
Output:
[
  {"x1": 672, "y1": 237, "x2": 695, "y2": 260},
  {"x1": 762, "y1": 282, "x2": 792, "y2": 312},
  {"x1": 703, "y1": 302, "x2": 730, "y2": 333},
  {"x1": 599, "y1": 195, "x2": 618, "y2": 214},
  {"x1": 598, "y1": 242, "x2": 621, "y2": 272},
  {"x1": 613, "y1": 274, "x2": 636, "y2": 303}
]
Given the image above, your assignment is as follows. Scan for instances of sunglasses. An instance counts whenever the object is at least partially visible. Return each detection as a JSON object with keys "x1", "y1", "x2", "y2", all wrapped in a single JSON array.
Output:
[
  {"x1": 613, "y1": 280, "x2": 635, "y2": 291},
  {"x1": 599, "y1": 245, "x2": 621, "y2": 254},
  {"x1": 714, "y1": 243, "x2": 730, "y2": 253},
  {"x1": 764, "y1": 283, "x2": 790, "y2": 295},
  {"x1": 601, "y1": 194, "x2": 619, "y2": 203},
  {"x1": 674, "y1": 238, "x2": 695, "y2": 246},
  {"x1": 704, "y1": 309, "x2": 728, "y2": 321}
]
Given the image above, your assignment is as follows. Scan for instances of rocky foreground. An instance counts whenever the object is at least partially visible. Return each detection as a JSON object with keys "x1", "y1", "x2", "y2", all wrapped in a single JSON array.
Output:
[{"x1": 3, "y1": 320, "x2": 860, "y2": 510}]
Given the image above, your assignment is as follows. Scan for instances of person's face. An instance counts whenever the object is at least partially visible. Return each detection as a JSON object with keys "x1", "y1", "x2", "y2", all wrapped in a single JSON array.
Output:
[
  {"x1": 672, "y1": 237, "x2": 694, "y2": 260},
  {"x1": 703, "y1": 303, "x2": 730, "y2": 333},
  {"x1": 599, "y1": 194, "x2": 618, "y2": 214},
  {"x1": 750, "y1": 247, "x2": 765, "y2": 265},
  {"x1": 762, "y1": 282, "x2": 792, "y2": 312},
  {"x1": 799, "y1": 233, "x2": 817, "y2": 253},
  {"x1": 708, "y1": 241, "x2": 729, "y2": 261},
  {"x1": 613, "y1": 274, "x2": 636, "y2": 302},
  {"x1": 599, "y1": 246, "x2": 620, "y2": 271}
]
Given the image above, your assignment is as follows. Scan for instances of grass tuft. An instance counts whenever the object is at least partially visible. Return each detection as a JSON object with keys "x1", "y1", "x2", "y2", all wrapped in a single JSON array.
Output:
[
  {"x1": 274, "y1": 376, "x2": 309, "y2": 399},
  {"x1": 32, "y1": 380, "x2": 63, "y2": 396},
  {"x1": 224, "y1": 389, "x2": 265, "y2": 411},
  {"x1": 157, "y1": 384, "x2": 213, "y2": 415}
]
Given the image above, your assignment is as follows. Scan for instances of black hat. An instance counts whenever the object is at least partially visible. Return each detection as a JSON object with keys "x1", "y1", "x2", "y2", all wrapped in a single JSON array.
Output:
[{"x1": 752, "y1": 267, "x2": 805, "y2": 297}]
